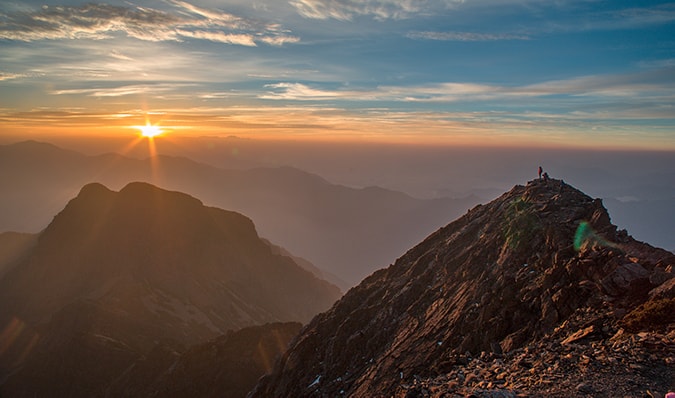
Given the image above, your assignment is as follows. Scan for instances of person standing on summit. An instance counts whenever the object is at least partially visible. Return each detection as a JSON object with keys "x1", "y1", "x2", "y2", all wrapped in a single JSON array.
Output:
[{"x1": 538, "y1": 166, "x2": 543, "y2": 179}]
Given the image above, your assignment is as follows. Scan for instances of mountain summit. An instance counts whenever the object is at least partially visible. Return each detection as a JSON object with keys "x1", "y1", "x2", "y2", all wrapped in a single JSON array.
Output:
[
  {"x1": 252, "y1": 178, "x2": 675, "y2": 397},
  {"x1": 0, "y1": 182, "x2": 340, "y2": 397},
  {"x1": 0, "y1": 182, "x2": 340, "y2": 335}
]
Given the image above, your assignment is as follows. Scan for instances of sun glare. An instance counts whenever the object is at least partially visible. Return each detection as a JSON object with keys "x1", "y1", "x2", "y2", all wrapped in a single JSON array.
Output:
[{"x1": 136, "y1": 123, "x2": 164, "y2": 138}]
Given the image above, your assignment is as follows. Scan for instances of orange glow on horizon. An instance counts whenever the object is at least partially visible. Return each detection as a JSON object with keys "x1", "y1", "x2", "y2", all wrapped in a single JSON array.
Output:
[{"x1": 0, "y1": 108, "x2": 674, "y2": 152}]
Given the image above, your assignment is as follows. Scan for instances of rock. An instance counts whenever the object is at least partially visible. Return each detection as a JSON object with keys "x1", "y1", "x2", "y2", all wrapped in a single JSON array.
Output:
[
  {"x1": 576, "y1": 382, "x2": 595, "y2": 394},
  {"x1": 600, "y1": 262, "x2": 650, "y2": 297},
  {"x1": 561, "y1": 325, "x2": 596, "y2": 345},
  {"x1": 649, "y1": 267, "x2": 674, "y2": 286},
  {"x1": 650, "y1": 277, "x2": 675, "y2": 299}
]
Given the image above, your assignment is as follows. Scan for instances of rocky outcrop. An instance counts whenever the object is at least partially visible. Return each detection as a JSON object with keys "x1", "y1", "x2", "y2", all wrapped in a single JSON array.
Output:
[{"x1": 251, "y1": 178, "x2": 675, "y2": 397}]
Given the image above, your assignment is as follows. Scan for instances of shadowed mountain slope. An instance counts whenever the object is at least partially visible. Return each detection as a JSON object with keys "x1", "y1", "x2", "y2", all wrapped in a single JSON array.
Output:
[
  {"x1": 0, "y1": 232, "x2": 36, "y2": 278},
  {"x1": 0, "y1": 140, "x2": 478, "y2": 286},
  {"x1": 251, "y1": 178, "x2": 675, "y2": 397},
  {"x1": 106, "y1": 322, "x2": 302, "y2": 398},
  {"x1": 0, "y1": 182, "x2": 340, "y2": 397}
]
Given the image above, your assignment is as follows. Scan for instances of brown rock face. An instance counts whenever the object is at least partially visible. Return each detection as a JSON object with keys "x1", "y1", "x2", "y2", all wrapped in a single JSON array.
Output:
[{"x1": 251, "y1": 178, "x2": 675, "y2": 397}]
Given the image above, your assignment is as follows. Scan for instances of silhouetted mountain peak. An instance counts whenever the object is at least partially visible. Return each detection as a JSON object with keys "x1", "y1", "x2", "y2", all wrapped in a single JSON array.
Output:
[
  {"x1": 1, "y1": 181, "x2": 340, "y2": 339},
  {"x1": 79, "y1": 181, "x2": 113, "y2": 196},
  {"x1": 252, "y1": 178, "x2": 675, "y2": 397},
  {"x1": 40, "y1": 181, "x2": 257, "y2": 259},
  {"x1": 0, "y1": 181, "x2": 342, "y2": 396}
]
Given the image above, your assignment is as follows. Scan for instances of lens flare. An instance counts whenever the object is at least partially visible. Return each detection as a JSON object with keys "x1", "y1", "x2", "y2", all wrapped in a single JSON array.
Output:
[{"x1": 574, "y1": 221, "x2": 618, "y2": 251}]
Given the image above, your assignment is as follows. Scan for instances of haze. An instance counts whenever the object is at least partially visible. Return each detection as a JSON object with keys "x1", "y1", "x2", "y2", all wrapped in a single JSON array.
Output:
[{"x1": 1, "y1": 136, "x2": 674, "y2": 285}]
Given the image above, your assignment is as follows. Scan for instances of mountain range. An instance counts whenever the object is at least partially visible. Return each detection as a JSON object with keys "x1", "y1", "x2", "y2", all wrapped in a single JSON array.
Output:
[
  {"x1": 0, "y1": 140, "x2": 479, "y2": 287},
  {"x1": 0, "y1": 182, "x2": 340, "y2": 397},
  {"x1": 251, "y1": 178, "x2": 675, "y2": 397},
  {"x1": 1, "y1": 143, "x2": 673, "y2": 397}
]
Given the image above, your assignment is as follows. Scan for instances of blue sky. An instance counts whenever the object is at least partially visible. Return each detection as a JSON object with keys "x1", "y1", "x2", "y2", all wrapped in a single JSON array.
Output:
[{"x1": 1, "y1": 0, "x2": 674, "y2": 148}]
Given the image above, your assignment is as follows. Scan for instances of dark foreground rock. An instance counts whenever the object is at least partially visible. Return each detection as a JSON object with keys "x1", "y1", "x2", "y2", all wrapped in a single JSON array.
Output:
[{"x1": 251, "y1": 178, "x2": 675, "y2": 397}]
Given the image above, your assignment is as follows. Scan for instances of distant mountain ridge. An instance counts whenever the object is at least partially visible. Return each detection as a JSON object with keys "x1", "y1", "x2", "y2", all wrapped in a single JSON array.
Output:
[
  {"x1": 251, "y1": 178, "x2": 675, "y2": 397},
  {"x1": 0, "y1": 182, "x2": 340, "y2": 397},
  {"x1": 0, "y1": 140, "x2": 480, "y2": 286}
]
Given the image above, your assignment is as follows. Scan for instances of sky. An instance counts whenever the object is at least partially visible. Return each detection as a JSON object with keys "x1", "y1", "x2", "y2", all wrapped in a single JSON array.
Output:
[{"x1": 1, "y1": 0, "x2": 675, "y2": 148}]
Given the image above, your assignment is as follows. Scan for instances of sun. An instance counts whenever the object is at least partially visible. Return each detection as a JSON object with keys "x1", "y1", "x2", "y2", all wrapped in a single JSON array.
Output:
[{"x1": 136, "y1": 123, "x2": 164, "y2": 138}]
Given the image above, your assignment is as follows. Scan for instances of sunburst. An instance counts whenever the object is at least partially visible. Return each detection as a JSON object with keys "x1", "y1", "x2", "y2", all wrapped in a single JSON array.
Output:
[{"x1": 136, "y1": 122, "x2": 164, "y2": 138}]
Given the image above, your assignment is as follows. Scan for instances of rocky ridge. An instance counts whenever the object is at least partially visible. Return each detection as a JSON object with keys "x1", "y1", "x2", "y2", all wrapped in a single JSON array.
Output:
[{"x1": 251, "y1": 178, "x2": 675, "y2": 397}]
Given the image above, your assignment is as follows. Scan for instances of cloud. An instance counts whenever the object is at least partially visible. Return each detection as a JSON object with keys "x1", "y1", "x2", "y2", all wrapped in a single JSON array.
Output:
[
  {"x1": 0, "y1": 3, "x2": 181, "y2": 41},
  {"x1": 0, "y1": 72, "x2": 28, "y2": 81},
  {"x1": 108, "y1": 50, "x2": 133, "y2": 61},
  {"x1": 0, "y1": 1, "x2": 299, "y2": 46},
  {"x1": 520, "y1": 68, "x2": 675, "y2": 99},
  {"x1": 260, "y1": 35, "x2": 301, "y2": 46},
  {"x1": 175, "y1": 29, "x2": 257, "y2": 46},
  {"x1": 50, "y1": 83, "x2": 191, "y2": 97},
  {"x1": 290, "y1": 0, "x2": 464, "y2": 20},
  {"x1": 528, "y1": 3, "x2": 675, "y2": 34},
  {"x1": 407, "y1": 31, "x2": 529, "y2": 41},
  {"x1": 260, "y1": 81, "x2": 492, "y2": 101},
  {"x1": 260, "y1": 67, "x2": 675, "y2": 104},
  {"x1": 261, "y1": 82, "x2": 390, "y2": 100},
  {"x1": 606, "y1": 3, "x2": 675, "y2": 28}
]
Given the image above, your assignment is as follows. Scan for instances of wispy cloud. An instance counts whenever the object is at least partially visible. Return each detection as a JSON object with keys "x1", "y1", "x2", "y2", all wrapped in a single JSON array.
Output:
[
  {"x1": 50, "y1": 83, "x2": 193, "y2": 97},
  {"x1": 406, "y1": 31, "x2": 529, "y2": 41},
  {"x1": 0, "y1": 71, "x2": 30, "y2": 81},
  {"x1": 0, "y1": 1, "x2": 299, "y2": 46},
  {"x1": 530, "y1": 3, "x2": 675, "y2": 34},
  {"x1": 290, "y1": 0, "x2": 464, "y2": 21},
  {"x1": 260, "y1": 82, "x2": 380, "y2": 100},
  {"x1": 605, "y1": 3, "x2": 675, "y2": 28},
  {"x1": 288, "y1": 0, "x2": 675, "y2": 24},
  {"x1": 261, "y1": 67, "x2": 675, "y2": 104}
]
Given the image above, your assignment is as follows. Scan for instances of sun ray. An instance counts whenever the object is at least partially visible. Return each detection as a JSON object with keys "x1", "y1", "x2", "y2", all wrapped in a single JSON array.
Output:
[{"x1": 119, "y1": 117, "x2": 170, "y2": 184}]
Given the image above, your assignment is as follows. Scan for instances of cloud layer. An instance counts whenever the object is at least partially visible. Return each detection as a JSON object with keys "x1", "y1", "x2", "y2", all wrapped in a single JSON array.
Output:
[
  {"x1": 1, "y1": 0, "x2": 673, "y2": 149},
  {"x1": 260, "y1": 67, "x2": 675, "y2": 106},
  {"x1": 0, "y1": 1, "x2": 298, "y2": 46}
]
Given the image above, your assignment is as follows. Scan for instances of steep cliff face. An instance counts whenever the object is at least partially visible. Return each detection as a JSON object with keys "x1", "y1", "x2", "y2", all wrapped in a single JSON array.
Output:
[
  {"x1": 252, "y1": 179, "x2": 675, "y2": 397},
  {"x1": 0, "y1": 182, "x2": 340, "y2": 397}
]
